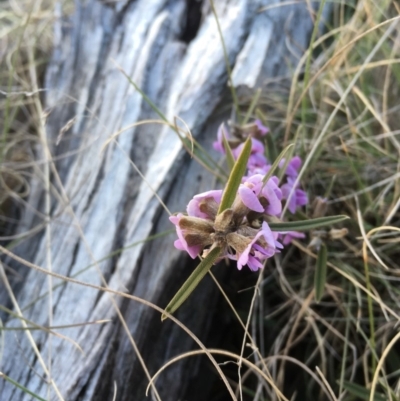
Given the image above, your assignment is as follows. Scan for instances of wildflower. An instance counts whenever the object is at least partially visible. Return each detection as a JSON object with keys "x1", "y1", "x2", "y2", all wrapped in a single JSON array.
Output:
[
  {"x1": 247, "y1": 163, "x2": 270, "y2": 176},
  {"x1": 213, "y1": 123, "x2": 239, "y2": 154},
  {"x1": 232, "y1": 138, "x2": 267, "y2": 169},
  {"x1": 172, "y1": 122, "x2": 311, "y2": 269},
  {"x1": 169, "y1": 214, "x2": 210, "y2": 259},
  {"x1": 279, "y1": 156, "x2": 302, "y2": 177},
  {"x1": 280, "y1": 230, "x2": 306, "y2": 246},
  {"x1": 169, "y1": 183, "x2": 282, "y2": 271},
  {"x1": 187, "y1": 190, "x2": 222, "y2": 219},
  {"x1": 213, "y1": 120, "x2": 270, "y2": 168},
  {"x1": 239, "y1": 174, "x2": 282, "y2": 216},
  {"x1": 281, "y1": 177, "x2": 308, "y2": 214},
  {"x1": 236, "y1": 222, "x2": 282, "y2": 271},
  {"x1": 254, "y1": 119, "x2": 269, "y2": 136}
]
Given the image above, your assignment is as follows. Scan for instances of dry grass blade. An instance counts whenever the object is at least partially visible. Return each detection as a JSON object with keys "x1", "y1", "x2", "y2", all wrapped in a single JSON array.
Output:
[
  {"x1": 0, "y1": 262, "x2": 65, "y2": 401},
  {"x1": 283, "y1": 19, "x2": 399, "y2": 217},
  {"x1": 146, "y1": 349, "x2": 289, "y2": 401},
  {"x1": 370, "y1": 331, "x2": 400, "y2": 401}
]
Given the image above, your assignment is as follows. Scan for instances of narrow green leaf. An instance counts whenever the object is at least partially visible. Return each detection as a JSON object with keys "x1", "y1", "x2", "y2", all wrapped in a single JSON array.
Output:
[
  {"x1": 262, "y1": 143, "x2": 294, "y2": 185},
  {"x1": 0, "y1": 372, "x2": 47, "y2": 401},
  {"x1": 269, "y1": 215, "x2": 349, "y2": 231},
  {"x1": 162, "y1": 247, "x2": 221, "y2": 320},
  {"x1": 314, "y1": 244, "x2": 327, "y2": 303},
  {"x1": 342, "y1": 381, "x2": 386, "y2": 401},
  {"x1": 217, "y1": 137, "x2": 252, "y2": 214},
  {"x1": 221, "y1": 128, "x2": 235, "y2": 172}
]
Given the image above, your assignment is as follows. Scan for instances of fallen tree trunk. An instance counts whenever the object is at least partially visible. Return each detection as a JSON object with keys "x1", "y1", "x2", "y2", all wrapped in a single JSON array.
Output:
[{"x1": 1, "y1": 1, "x2": 329, "y2": 400}]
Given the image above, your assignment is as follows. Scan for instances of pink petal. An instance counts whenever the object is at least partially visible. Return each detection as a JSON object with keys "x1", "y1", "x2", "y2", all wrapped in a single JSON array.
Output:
[
  {"x1": 263, "y1": 183, "x2": 282, "y2": 216},
  {"x1": 255, "y1": 119, "x2": 269, "y2": 136},
  {"x1": 247, "y1": 255, "x2": 263, "y2": 271},
  {"x1": 249, "y1": 153, "x2": 267, "y2": 168},
  {"x1": 282, "y1": 231, "x2": 305, "y2": 245},
  {"x1": 239, "y1": 185, "x2": 264, "y2": 212},
  {"x1": 279, "y1": 156, "x2": 302, "y2": 177},
  {"x1": 169, "y1": 214, "x2": 202, "y2": 259},
  {"x1": 289, "y1": 156, "x2": 302, "y2": 171},
  {"x1": 251, "y1": 138, "x2": 265, "y2": 153},
  {"x1": 187, "y1": 190, "x2": 223, "y2": 218}
]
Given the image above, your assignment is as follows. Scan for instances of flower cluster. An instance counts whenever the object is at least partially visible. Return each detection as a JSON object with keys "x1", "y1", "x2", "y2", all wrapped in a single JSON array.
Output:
[{"x1": 170, "y1": 120, "x2": 308, "y2": 271}]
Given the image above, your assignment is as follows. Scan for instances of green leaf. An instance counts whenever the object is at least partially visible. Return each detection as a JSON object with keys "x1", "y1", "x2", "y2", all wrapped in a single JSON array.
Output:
[
  {"x1": 314, "y1": 244, "x2": 327, "y2": 303},
  {"x1": 269, "y1": 215, "x2": 349, "y2": 231},
  {"x1": 162, "y1": 247, "x2": 221, "y2": 320},
  {"x1": 262, "y1": 143, "x2": 294, "y2": 185},
  {"x1": 217, "y1": 137, "x2": 252, "y2": 214},
  {"x1": 341, "y1": 381, "x2": 386, "y2": 401}
]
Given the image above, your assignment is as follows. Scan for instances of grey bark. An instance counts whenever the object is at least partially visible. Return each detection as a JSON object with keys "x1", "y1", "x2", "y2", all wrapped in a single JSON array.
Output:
[{"x1": 0, "y1": 1, "x2": 329, "y2": 400}]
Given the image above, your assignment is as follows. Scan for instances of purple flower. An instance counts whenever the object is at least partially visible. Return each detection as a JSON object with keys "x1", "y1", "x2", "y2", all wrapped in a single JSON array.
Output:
[
  {"x1": 187, "y1": 190, "x2": 222, "y2": 219},
  {"x1": 237, "y1": 222, "x2": 282, "y2": 271},
  {"x1": 280, "y1": 230, "x2": 306, "y2": 245},
  {"x1": 213, "y1": 123, "x2": 232, "y2": 154},
  {"x1": 279, "y1": 156, "x2": 302, "y2": 177},
  {"x1": 232, "y1": 138, "x2": 267, "y2": 169},
  {"x1": 170, "y1": 181, "x2": 284, "y2": 270},
  {"x1": 238, "y1": 174, "x2": 282, "y2": 216},
  {"x1": 169, "y1": 214, "x2": 204, "y2": 259},
  {"x1": 213, "y1": 121, "x2": 270, "y2": 171},
  {"x1": 247, "y1": 164, "x2": 271, "y2": 177},
  {"x1": 281, "y1": 177, "x2": 308, "y2": 214},
  {"x1": 254, "y1": 119, "x2": 269, "y2": 136},
  {"x1": 263, "y1": 176, "x2": 283, "y2": 216}
]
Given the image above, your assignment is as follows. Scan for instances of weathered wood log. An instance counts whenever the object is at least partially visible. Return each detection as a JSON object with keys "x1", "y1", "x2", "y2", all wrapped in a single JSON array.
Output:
[{"x1": 0, "y1": 1, "x2": 329, "y2": 400}]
